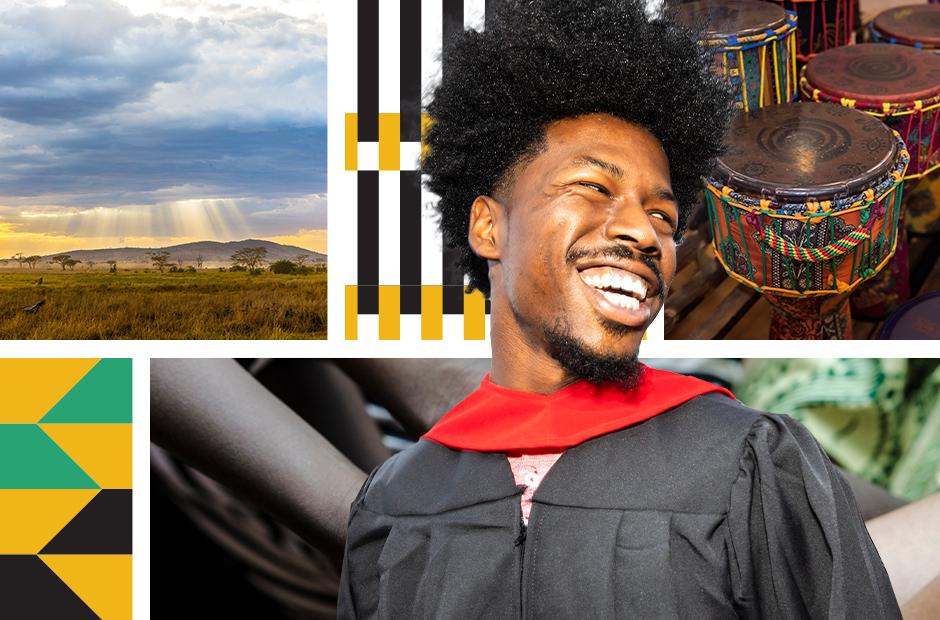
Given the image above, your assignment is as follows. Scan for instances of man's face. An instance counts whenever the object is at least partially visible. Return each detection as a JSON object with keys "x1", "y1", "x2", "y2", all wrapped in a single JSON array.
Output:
[{"x1": 478, "y1": 113, "x2": 678, "y2": 374}]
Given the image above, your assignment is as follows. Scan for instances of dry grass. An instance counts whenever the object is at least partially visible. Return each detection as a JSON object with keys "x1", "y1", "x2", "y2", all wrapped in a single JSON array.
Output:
[{"x1": 0, "y1": 269, "x2": 327, "y2": 339}]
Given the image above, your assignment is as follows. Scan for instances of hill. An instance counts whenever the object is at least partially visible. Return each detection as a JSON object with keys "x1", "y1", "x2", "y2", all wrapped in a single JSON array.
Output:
[{"x1": 37, "y1": 239, "x2": 326, "y2": 266}]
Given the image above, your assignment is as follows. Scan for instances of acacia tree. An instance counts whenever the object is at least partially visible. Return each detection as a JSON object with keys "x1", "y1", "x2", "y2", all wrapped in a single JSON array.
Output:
[
  {"x1": 106, "y1": 260, "x2": 118, "y2": 273},
  {"x1": 85, "y1": 260, "x2": 96, "y2": 271},
  {"x1": 64, "y1": 258, "x2": 81, "y2": 270},
  {"x1": 50, "y1": 254, "x2": 71, "y2": 270},
  {"x1": 11, "y1": 253, "x2": 26, "y2": 268},
  {"x1": 231, "y1": 247, "x2": 267, "y2": 271},
  {"x1": 147, "y1": 251, "x2": 171, "y2": 273},
  {"x1": 295, "y1": 254, "x2": 310, "y2": 268},
  {"x1": 195, "y1": 254, "x2": 204, "y2": 270},
  {"x1": 25, "y1": 255, "x2": 41, "y2": 269}
]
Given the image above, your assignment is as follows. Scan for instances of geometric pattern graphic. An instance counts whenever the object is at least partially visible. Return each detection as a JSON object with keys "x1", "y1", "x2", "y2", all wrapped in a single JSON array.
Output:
[
  {"x1": 0, "y1": 359, "x2": 132, "y2": 619},
  {"x1": 338, "y1": 0, "x2": 492, "y2": 340}
]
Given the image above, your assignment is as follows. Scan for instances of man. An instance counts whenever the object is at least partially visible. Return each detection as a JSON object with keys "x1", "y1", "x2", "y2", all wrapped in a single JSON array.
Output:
[{"x1": 338, "y1": 0, "x2": 900, "y2": 618}]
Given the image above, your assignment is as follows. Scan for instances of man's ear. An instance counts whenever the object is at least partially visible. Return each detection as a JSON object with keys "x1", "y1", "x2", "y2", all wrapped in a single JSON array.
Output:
[{"x1": 468, "y1": 195, "x2": 503, "y2": 261}]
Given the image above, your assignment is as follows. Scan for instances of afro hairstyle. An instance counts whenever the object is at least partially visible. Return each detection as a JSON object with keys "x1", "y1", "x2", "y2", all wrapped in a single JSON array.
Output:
[{"x1": 423, "y1": 0, "x2": 734, "y2": 296}]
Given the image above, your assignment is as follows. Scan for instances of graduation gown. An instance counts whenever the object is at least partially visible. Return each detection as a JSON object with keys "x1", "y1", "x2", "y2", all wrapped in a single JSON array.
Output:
[{"x1": 338, "y1": 373, "x2": 900, "y2": 619}]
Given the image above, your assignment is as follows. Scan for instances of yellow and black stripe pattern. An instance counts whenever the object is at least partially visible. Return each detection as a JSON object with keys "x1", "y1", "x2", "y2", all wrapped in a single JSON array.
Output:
[{"x1": 344, "y1": 0, "x2": 492, "y2": 340}]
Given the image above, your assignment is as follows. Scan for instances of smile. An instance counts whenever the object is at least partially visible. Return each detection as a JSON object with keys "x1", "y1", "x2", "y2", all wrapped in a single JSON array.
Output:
[{"x1": 577, "y1": 266, "x2": 653, "y2": 327}]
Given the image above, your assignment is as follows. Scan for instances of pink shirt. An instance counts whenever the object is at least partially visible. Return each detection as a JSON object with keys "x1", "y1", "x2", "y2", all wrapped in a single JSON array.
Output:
[{"x1": 507, "y1": 450, "x2": 565, "y2": 524}]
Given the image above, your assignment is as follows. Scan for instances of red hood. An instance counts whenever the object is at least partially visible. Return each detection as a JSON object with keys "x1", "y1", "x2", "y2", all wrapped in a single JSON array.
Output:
[{"x1": 422, "y1": 365, "x2": 734, "y2": 452}]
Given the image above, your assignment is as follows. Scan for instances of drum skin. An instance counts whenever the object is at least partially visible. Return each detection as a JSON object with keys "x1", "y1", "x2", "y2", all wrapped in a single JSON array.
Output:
[
  {"x1": 801, "y1": 43, "x2": 940, "y2": 178},
  {"x1": 879, "y1": 292, "x2": 940, "y2": 338},
  {"x1": 871, "y1": 4, "x2": 940, "y2": 50},
  {"x1": 676, "y1": 0, "x2": 798, "y2": 111},
  {"x1": 706, "y1": 102, "x2": 909, "y2": 298}
]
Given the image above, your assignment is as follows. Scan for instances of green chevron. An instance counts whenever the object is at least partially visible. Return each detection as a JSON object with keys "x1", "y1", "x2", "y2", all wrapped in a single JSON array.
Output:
[
  {"x1": 40, "y1": 359, "x2": 132, "y2": 424},
  {"x1": 0, "y1": 425, "x2": 98, "y2": 489}
]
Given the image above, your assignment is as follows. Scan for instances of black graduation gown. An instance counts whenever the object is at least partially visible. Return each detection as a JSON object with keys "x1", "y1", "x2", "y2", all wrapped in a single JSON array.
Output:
[{"x1": 338, "y1": 393, "x2": 900, "y2": 619}]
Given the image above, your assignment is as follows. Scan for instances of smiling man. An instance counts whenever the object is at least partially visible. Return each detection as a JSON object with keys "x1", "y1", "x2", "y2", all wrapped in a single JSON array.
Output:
[{"x1": 338, "y1": 1, "x2": 900, "y2": 618}]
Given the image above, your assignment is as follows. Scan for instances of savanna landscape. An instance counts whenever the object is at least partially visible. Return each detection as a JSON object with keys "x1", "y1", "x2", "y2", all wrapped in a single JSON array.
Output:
[
  {"x1": 0, "y1": 0, "x2": 330, "y2": 340},
  {"x1": 0, "y1": 240, "x2": 327, "y2": 339}
]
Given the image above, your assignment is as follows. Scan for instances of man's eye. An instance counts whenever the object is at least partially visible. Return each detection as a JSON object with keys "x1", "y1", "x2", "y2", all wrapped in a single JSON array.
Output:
[
  {"x1": 650, "y1": 211, "x2": 675, "y2": 227},
  {"x1": 578, "y1": 181, "x2": 609, "y2": 195}
]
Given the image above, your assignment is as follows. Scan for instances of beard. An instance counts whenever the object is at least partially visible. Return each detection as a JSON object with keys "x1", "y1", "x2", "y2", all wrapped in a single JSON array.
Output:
[{"x1": 543, "y1": 318, "x2": 644, "y2": 389}]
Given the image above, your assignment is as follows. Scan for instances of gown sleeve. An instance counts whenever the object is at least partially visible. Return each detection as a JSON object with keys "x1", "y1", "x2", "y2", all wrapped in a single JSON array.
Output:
[
  {"x1": 337, "y1": 469, "x2": 382, "y2": 620},
  {"x1": 726, "y1": 413, "x2": 901, "y2": 619}
]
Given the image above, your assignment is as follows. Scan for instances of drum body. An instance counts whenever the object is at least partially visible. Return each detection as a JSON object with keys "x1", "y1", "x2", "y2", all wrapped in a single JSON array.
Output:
[
  {"x1": 869, "y1": 5, "x2": 940, "y2": 52},
  {"x1": 801, "y1": 44, "x2": 940, "y2": 180},
  {"x1": 707, "y1": 103, "x2": 908, "y2": 297},
  {"x1": 706, "y1": 103, "x2": 909, "y2": 338},
  {"x1": 676, "y1": 0, "x2": 798, "y2": 111},
  {"x1": 768, "y1": 0, "x2": 855, "y2": 62}
]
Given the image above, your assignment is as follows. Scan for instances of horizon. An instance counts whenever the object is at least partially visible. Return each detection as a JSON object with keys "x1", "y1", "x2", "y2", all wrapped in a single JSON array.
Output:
[
  {"x1": 2, "y1": 232, "x2": 328, "y2": 259},
  {"x1": 0, "y1": 0, "x2": 327, "y2": 257}
]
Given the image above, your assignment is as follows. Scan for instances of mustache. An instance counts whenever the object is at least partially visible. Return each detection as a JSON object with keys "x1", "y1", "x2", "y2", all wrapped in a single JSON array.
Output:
[{"x1": 565, "y1": 245, "x2": 665, "y2": 300}]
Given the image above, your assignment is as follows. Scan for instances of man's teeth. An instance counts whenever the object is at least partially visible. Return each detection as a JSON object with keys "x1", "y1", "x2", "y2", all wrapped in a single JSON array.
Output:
[
  {"x1": 580, "y1": 272, "x2": 648, "y2": 301},
  {"x1": 600, "y1": 289, "x2": 639, "y2": 310}
]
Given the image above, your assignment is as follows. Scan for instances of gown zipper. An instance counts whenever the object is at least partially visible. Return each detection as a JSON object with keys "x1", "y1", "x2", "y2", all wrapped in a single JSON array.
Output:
[{"x1": 515, "y1": 517, "x2": 527, "y2": 619}]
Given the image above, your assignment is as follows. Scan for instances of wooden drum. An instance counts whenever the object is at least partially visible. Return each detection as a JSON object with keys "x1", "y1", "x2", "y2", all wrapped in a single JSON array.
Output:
[
  {"x1": 870, "y1": 5, "x2": 940, "y2": 52},
  {"x1": 705, "y1": 102, "x2": 909, "y2": 339},
  {"x1": 767, "y1": 0, "x2": 856, "y2": 62},
  {"x1": 676, "y1": 0, "x2": 799, "y2": 112},
  {"x1": 802, "y1": 43, "x2": 940, "y2": 315}
]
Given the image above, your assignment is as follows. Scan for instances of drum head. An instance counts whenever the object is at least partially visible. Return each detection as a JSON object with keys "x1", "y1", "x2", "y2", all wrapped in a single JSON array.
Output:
[
  {"x1": 675, "y1": 0, "x2": 787, "y2": 39},
  {"x1": 714, "y1": 102, "x2": 898, "y2": 201},
  {"x1": 873, "y1": 4, "x2": 940, "y2": 48},
  {"x1": 879, "y1": 292, "x2": 940, "y2": 339},
  {"x1": 805, "y1": 43, "x2": 940, "y2": 103}
]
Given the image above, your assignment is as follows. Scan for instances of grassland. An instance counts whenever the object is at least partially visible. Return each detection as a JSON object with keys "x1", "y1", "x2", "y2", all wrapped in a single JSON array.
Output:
[{"x1": 0, "y1": 269, "x2": 327, "y2": 339}]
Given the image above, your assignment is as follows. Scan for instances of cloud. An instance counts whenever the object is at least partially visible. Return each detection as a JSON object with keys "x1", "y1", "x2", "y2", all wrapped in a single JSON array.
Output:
[
  {"x1": 0, "y1": 0, "x2": 327, "y2": 251},
  {"x1": 0, "y1": 193, "x2": 326, "y2": 240},
  {"x1": 0, "y1": 0, "x2": 326, "y2": 126},
  {"x1": 0, "y1": 124, "x2": 326, "y2": 204}
]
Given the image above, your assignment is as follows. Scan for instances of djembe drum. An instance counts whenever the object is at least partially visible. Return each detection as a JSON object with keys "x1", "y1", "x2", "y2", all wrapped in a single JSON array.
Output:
[
  {"x1": 869, "y1": 5, "x2": 940, "y2": 52},
  {"x1": 879, "y1": 292, "x2": 940, "y2": 339},
  {"x1": 767, "y1": 0, "x2": 855, "y2": 61},
  {"x1": 802, "y1": 43, "x2": 940, "y2": 315},
  {"x1": 675, "y1": 0, "x2": 798, "y2": 112},
  {"x1": 705, "y1": 102, "x2": 909, "y2": 339}
]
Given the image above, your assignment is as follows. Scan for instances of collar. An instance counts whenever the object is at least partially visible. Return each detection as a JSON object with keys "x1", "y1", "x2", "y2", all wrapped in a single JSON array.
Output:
[{"x1": 422, "y1": 364, "x2": 734, "y2": 452}]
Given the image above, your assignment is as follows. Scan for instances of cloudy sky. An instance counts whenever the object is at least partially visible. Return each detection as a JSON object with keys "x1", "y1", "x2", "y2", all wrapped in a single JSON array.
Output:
[{"x1": 0, "y1": 0, "x2": 327, "y2": 256}]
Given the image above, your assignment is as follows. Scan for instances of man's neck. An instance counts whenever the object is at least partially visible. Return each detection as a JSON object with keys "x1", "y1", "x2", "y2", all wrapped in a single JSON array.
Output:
[{"x1": 489, "y1": 308, "x2": 578, "y2": 395}]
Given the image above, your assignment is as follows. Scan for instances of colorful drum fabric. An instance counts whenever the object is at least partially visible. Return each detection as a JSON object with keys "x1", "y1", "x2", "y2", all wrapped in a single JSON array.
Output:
[
  {"x1": 766, "y1": 292, "x2": 851, "y2": 339},
  {"x1": 850, "y1": 218, "x2": 910, "y2": 320},
  {"x1": 706, "y1": 102, "x2": 909, "y2": 302},
  {"x1": 802, "y1": 43, "x2": 940, "y2": 179},
  {"x1": 870, "y1": 4, "x2": 940, "y2": 51},
  {"x1": 675, "y1": 0, "x2": 798, "y2": 111},
  {"x1": 767, "y1": 0, "x2": 855, "y2": 62},
  {"x1": 879, "y1": 292, "x2": 940, "y2": 339}
]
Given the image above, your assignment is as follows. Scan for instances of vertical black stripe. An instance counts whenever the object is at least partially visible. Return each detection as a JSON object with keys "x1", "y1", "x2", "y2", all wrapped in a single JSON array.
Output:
[
  {"x1": 400, "y1": 0, "x2": 423, "y2": 315},
  {"x1": 400, "y1": 171, "x2": 423, "y2": 314},
  {"x1": 441, "y1": 0, "x2": 466, "y2": 314},
  {"x1": 357, "y1": 0, "x2": 378, "y2": 315},
  {"x1": 358, "y1": 171, "x2": 379, "y2": 314},
  {"x1": 400, "y1": 0, "x2": 422, "y2": 142},
  {"x1": 357, "y1": 0, "x2": 379, "y2": 141}
]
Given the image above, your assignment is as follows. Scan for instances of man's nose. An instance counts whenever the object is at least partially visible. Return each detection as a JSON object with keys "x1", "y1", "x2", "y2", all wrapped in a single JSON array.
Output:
[{"x1": 603, "y1": 199, "x2": 661, "y2": 257}]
